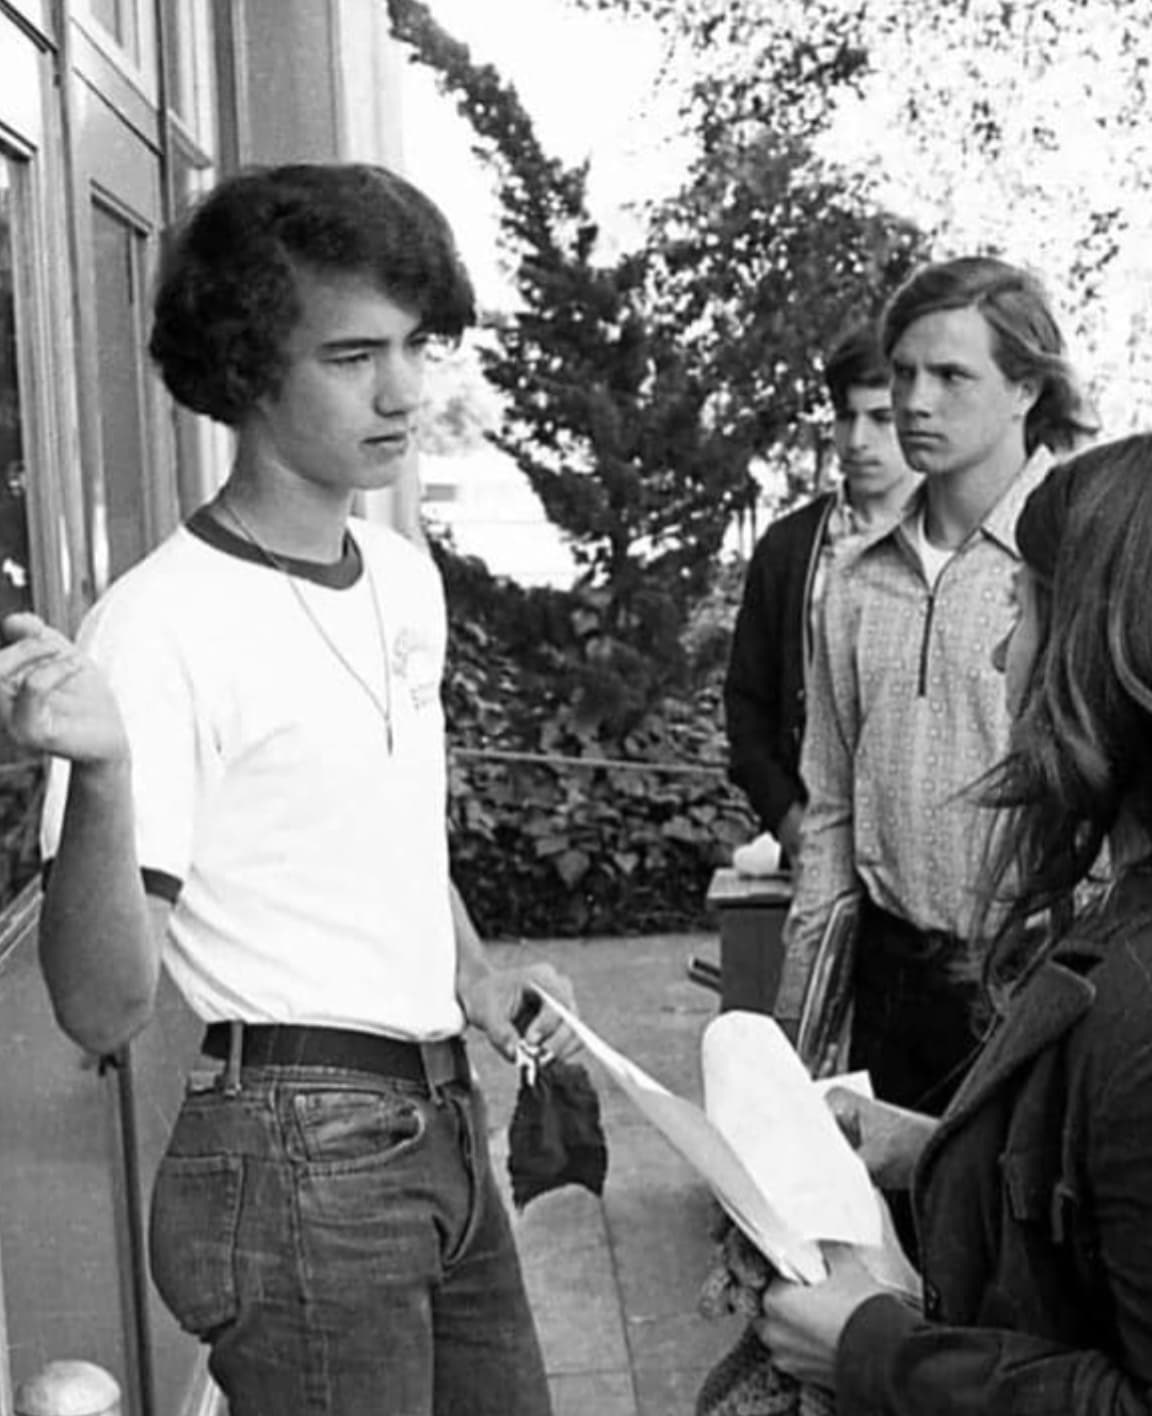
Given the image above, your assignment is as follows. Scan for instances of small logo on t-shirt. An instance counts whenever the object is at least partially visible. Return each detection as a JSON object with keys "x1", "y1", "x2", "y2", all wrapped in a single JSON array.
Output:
[{"x1": 392, "y1": 627, "x2": 440, "y2": 710}]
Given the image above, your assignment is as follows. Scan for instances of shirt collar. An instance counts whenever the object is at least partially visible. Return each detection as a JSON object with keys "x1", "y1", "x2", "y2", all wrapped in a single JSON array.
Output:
[
  {"x1": 979, "y1": 445, "x2": 1054, "y2": 553},
  {"x1": 185, "y1": 504, "x2": 364, "y2": 589},
  {"x1": 829, "y1": 477, "x2": 919, "y2": 545},
  {"x1": 826, "y1": 481, "x2": 862, "y2": 541},
  {"x1": 855, "y1": 444, "x2": 1055, "y2": 563}
]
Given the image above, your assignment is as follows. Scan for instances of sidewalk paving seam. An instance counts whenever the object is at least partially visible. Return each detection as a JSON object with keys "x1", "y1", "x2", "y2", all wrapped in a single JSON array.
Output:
[{"x1": 599, "y1": 1192, "x2": 642, "y2": 1410}]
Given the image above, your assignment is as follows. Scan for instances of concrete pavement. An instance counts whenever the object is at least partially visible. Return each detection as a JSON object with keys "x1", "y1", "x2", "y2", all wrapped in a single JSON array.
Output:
[{"x1": 472, "y1": 933, "x2": 743, "y2": 1416}]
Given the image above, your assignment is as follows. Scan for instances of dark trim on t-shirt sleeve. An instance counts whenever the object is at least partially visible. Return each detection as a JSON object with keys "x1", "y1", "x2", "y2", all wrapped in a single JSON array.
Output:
[
  {"x1": 40, "y1": 859, "x2": 183, "y2": 904},
  {"x1": 142, "y1": 868, "x2": 183, "y2": 903}
]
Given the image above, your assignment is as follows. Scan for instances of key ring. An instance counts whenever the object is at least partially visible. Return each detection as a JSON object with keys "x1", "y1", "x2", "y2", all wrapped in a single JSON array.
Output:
[{"x1": 515, "y1": 1038, "x2": 541, "y2": 1087}]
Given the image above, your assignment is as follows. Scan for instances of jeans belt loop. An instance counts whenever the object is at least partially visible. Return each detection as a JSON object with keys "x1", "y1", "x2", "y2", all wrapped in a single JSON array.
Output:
[
  {"x1": 420, "y1": 1040, "x2": 456, "y2": 1103},
  {"x1": 222, "y1": 1020, "x2": 244, "y2": 1096}
]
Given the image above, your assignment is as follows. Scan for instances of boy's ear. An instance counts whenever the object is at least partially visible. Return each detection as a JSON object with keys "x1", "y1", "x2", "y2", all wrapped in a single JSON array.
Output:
[{"x1": 1014, "y1": 377, "x2": 1040, "y2": 420}]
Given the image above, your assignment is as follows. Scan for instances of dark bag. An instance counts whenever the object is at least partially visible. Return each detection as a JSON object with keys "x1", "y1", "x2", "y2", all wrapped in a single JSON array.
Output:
[{"x1": 507, "y1": 1057, "x2": 608, "y2": 1210}]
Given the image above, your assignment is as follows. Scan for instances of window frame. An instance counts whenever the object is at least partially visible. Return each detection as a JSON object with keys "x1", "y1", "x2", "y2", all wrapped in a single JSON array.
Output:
[
  {"x1": 0, "y1": 33, "x2": 85, "y2": 634},
  {"x1": 72, "y1": 0, "x2": 158, "y2": 103}
]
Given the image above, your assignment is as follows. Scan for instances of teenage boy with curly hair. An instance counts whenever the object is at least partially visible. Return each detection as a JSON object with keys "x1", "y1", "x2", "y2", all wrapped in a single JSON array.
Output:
[{"x1": 0, "y1": 163, "x2": 577, "y2": 1416}]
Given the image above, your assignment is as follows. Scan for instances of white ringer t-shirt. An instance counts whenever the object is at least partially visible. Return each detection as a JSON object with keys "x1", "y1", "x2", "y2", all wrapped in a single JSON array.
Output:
[{"x1": 40, "y1": 511, "x2": 463, "y2": 1040}]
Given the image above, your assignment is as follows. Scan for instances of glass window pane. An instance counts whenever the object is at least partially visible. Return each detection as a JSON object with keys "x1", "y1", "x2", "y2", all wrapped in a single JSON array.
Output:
[
  {"x1": 90, "y1": 0, "x2": 125, "y2": 44},
  {"x1": 163, "y1": 0, "x2": 215, "y2": 147},
  {"x1": 0, "y1": 157, "x2": 44, "y2": 912},
  {"x1": 87, "y1": 0, "x2": 140, "y2": 66},
  {"x1": 163, "y1": 0, "x2": 193, "y2": 124},
  {"x1": 0, "y1": 165, "x2": 33, "y2": 626},
  {"x1": 91, "y1": 201, "x2": 148, "y2": 583}
]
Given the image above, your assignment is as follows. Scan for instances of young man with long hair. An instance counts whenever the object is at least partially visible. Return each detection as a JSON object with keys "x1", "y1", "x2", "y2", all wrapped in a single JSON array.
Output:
[{"x1": 781, "y1": 258, "x2": 1095, "y2": 1129}]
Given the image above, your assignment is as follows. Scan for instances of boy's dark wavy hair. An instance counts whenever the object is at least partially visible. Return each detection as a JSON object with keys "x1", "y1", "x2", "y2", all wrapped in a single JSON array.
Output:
[
  {"x1": 975, "y1": 434, "x2": 1152, "y2": 991},
  {"x1": 881, "y1": 255, "x2": 1097, "y2": 455},
  {"x1": 823, "y1": 322, "x2": 891, "y2": 416},
  {"x1": 149, "y1": 163, "x2": 476, "y2": 426}
]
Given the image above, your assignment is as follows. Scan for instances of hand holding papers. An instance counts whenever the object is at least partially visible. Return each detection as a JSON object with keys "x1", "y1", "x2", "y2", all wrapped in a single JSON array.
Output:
[
  {"x1": 534, "y1": 989, "x2": 917, "y2": 1293},
  {"x1": 535, "y1": 987, "x2": 821, "y2": 1279},
  {"x1": 702, "y1": 1011, "x2": 880, "y2": 1271},
  {"x1": 705, "y1": 1012, "x2": 920, "y2": 1297}
]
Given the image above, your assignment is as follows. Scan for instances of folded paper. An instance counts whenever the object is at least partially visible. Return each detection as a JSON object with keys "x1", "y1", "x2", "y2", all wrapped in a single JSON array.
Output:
[{"x1": 534, "y1": 990, "x2": 908, "y2": 1287}]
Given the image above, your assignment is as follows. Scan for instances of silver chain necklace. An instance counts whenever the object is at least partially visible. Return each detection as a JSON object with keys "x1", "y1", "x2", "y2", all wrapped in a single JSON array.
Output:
[{"x1": 217, "y1": 493, "x2": 395, "y2": 754}]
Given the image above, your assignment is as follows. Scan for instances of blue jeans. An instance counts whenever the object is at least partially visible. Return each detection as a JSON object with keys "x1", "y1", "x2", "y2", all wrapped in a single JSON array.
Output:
[{"x1": 148, "y1": 1062, "x2": 551, "y2": 1415}]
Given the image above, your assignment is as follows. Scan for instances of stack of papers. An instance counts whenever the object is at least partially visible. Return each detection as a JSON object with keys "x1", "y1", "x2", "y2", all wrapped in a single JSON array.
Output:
[
  {"x1": 701, "y1": 1011, "x2": 879, "y2": 1280},
  {"x1": 536, "y1": 991, "x2": 915, "y2": 1290}
]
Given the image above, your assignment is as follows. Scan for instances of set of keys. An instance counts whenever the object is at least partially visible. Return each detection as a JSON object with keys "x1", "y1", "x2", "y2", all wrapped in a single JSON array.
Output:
[{"x1": 514, "y1": 1036, "x2": 550, "y2": 1086}]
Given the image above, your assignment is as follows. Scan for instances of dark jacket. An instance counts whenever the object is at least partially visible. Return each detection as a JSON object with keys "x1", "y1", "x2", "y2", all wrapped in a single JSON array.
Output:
[
  {"x1": 836, "y1": 870, "x2": 1152, "y2": 1414},
  {"x1": 724, "y1": 495, "x2": 835, "y2": 833}
]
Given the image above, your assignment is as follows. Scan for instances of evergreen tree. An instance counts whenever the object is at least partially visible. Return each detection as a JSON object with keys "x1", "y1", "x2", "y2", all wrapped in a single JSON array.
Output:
[
  {"x1": 576, "y1": 0, "x2": 1152, "y2": 433},
  {"x1": 386, "y1": 0, "x2": 922, "y2": 723}
]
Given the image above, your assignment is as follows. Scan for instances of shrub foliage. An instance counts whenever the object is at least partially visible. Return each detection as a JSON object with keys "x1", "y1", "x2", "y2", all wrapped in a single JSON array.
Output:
[{"x1": 439, "y1": 540, "x2": 755, "y2": 938}]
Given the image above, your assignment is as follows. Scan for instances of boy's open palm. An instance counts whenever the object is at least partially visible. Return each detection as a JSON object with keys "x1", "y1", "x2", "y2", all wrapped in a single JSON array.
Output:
[{"x1": 0, "y1": 613, "x2": 128, "y2": 764}]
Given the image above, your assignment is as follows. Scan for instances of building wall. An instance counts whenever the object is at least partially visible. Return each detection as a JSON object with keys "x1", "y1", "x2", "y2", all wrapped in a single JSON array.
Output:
[
  {"x1": 238, "y1": 0, "x2": 341, "y2": 163},
  {"x1": 332, "y1": 0, "x2": 407, "y2": 168}
]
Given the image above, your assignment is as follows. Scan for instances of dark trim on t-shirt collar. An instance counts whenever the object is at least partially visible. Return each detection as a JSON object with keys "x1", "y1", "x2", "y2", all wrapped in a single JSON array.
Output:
[{"x1": 185, "y1": 504, "x2": 363, "y2": 589}]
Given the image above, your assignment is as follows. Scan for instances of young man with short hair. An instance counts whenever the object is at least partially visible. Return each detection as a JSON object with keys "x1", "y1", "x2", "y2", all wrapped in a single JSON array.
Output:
[
  {"x1": 780, "y1": 257, "x2": 1095, "y2": 1119},
  {"x1": 0, "y1": 163, "x2": 575, "y2": 1415},
  {"x1": 724, "y1": 323, "x2": 918, "y2": 862}
]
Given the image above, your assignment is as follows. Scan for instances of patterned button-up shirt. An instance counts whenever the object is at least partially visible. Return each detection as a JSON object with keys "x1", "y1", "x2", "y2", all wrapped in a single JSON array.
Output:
[{"x1": 777, "y1": 449, "x2": 1053, "y2": 1018}]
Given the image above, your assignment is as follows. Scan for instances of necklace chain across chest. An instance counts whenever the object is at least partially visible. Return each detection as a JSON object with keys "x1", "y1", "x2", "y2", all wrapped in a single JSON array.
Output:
[{"x1": 218, "y1": 495, "x2": 395, "y2": 754}]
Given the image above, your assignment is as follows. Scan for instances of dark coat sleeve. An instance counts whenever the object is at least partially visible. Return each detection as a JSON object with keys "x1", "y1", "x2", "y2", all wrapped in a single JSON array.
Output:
[
  {"x1": 836, "y1": 1034, "x2": 1152, "y2": 1414},
  {"x1": 723, "y1": 506, "x2": 822, "y2": 833}
]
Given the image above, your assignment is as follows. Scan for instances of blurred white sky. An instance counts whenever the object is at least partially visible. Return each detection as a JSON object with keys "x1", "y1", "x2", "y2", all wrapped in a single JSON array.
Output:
[
  {"x1": 393, "y1": 0, "x2": 700, "y2": 587},
  {"x1": 396, "y1": 0, "x2": 689, "y2": 308},
  {"x1": 394, "y1": 1, "x2": 1152, "y2": 580}
]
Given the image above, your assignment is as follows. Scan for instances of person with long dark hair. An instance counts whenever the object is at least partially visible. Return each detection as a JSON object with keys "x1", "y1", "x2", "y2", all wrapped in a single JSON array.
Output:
[{"x1": 757, "y1": 433, "x2": 1152, "y2": 1412}]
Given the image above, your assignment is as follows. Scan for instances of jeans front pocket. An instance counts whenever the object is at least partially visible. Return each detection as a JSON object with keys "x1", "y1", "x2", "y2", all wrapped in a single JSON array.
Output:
[
  {"x1": 291, "y1": 1088, "x2": 427, "y2": 1171},
  {"x1": 149, "y1": 1151, "x2": 244, "y2": 1338}
]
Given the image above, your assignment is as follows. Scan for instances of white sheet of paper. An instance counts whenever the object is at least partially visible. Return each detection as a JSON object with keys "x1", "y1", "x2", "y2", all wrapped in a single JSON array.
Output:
[
  {"x1": 701, "y1": 1011, "x2": 882, "y2": 1250},
  {"x1": 536, "y1": 990, "x2": 871, "y2": 1282}
]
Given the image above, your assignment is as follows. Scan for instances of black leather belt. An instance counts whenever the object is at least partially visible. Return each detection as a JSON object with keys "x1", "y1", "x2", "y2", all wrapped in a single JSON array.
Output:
[{"x1": 202, "y1": 1023, "x2": 470, "y2": 1091}]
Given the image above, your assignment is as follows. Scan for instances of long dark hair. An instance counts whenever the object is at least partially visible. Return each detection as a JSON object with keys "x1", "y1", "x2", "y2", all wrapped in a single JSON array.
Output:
[{"x1": 978, "y1": 434, "x2": 1152, "y2": 990}]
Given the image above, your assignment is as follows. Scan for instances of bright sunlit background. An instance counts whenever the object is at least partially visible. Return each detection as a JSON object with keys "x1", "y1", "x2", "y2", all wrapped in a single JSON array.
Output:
[{"x1": 390, "y1": 0, "x2": 1152, "y2": 587}]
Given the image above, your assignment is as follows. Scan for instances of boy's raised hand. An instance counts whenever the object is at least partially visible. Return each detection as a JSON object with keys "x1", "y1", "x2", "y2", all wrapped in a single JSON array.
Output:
[{"x1": 0, "y1": 613, "x2": 128, "y2": 764}]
